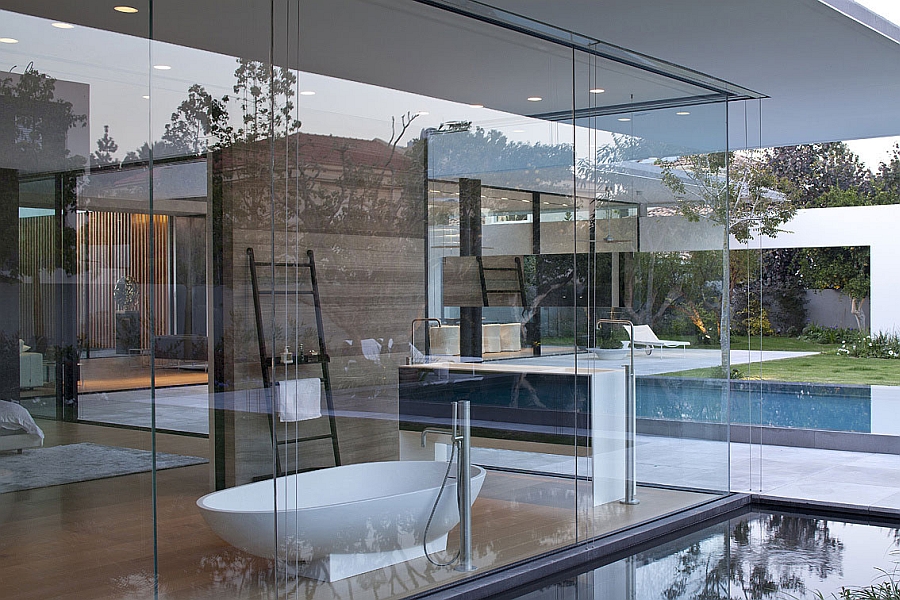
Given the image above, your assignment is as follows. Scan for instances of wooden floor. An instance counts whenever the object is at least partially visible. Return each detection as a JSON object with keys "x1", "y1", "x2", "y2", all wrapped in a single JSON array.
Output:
[{"x1": 0, "y1": 420, "x2": 718, "y2": 600}]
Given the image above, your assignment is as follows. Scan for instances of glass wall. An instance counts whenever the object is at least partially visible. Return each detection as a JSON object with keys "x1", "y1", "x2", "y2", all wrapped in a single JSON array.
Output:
[
  {"x1": 727, "y1": 100, "x2": 900, "y2": 509},
  {"x1": 0, "y1": 0, "x2": 737, "y2": 598}
]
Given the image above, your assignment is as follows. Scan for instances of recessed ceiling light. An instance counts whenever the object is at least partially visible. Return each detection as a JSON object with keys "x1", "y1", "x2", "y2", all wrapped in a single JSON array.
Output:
[
  {"x1": 416, "y1": 111, "x2": 429, "y2": 116},
  {"x1": 676, "y1": 111, "x2": 690, "y2": 116},
  {"x1": 617, "y1": 117, "x2": 631, "y2": 122},
  {"x1": 469, "y1": 103, "x2": 484, "y2": 109},
  {"x1": 527, "y1": 96, "x2": 542, "y2": 102},
  {"x1": 114, "y1": 6, "x2": 139, "y2": 13},
  {"x1": 512, "y1": 129, "x2": 525, "y2": 133},
  {"x1": 142, "y1": 95, "x2": 150, "y2": 99},
  {"x1": 153, "y1": 64, "x2": 171, "y2": 70},
  {"x1": 52, "y1": 22, "x2": 75, "y2": 29},
  {"x1": 0, "y1": 38, "x2": 18, "y2": 44},
  {"x1": 299, "y1": 90, "x2": 315, "y2": 96},
  {"x1": 589, "y1": 88, "x2": 605, "y2": 94},
  {"x1": 500, "y1": 197, "x2": 509, "y2": 200}
]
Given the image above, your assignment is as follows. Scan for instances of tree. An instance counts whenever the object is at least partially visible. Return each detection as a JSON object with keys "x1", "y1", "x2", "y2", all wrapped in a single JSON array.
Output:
[
  {"x1": 0, "y1": 66, "x2": 87, "y2": 173},
  {"x1": 621, "y1": 250, "x2": 721, "y2": 335},
  {"x1": 874, "y1": 142, "x2": 900, "y2": 201},
  {"x1": 91, "y1": 124, "x2": 119, "y2": 167},
  {"x1": 800, "y1": 246, "x2": 870, "y2": 331},
  {"x1": 765, "y1": 143, "x2": 883, "y2": 333},
  {"x1": 766, "y1": 142, "x2": 872, "y2": 207},
  {"x1": 427, "y1": 126, "x2": 573, "y2": 192},
  {"x1": 232, "y1": 59, "x2": 302, "y2": 144},
  {"x1": 659, "y1": 151, "x2": 797, "y2": 375},
  {"x1": 160, "y1": 83, "x2": 233, "y2": 156},
  {"x1": 731, "y1": 248, "x2": 808, "y2": 337}
]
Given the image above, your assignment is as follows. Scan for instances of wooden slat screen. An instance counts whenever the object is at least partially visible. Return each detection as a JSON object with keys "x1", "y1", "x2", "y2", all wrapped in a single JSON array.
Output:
[{"x1": 19, "y1": 212, "x2": 171, "y2": 351}]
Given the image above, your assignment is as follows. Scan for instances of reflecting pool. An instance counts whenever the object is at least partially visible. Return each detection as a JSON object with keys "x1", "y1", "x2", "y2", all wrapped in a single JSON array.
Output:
[{"x1": 501, "y1": 511, "x2": 900, "y2": 600}]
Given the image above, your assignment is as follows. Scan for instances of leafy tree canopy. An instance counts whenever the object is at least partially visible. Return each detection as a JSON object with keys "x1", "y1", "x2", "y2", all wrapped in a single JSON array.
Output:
[
  {"x1": 766, "y1": 142, "x2": 872, "y2": 206},
  {"x1": 659, "y1": 151, "x2": 798, "y2": 243}
]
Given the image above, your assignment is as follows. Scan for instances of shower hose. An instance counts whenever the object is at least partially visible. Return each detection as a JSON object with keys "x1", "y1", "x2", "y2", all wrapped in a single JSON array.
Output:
[{"x1": 422, "y1": 439, "x2": 461, "y2": 567}]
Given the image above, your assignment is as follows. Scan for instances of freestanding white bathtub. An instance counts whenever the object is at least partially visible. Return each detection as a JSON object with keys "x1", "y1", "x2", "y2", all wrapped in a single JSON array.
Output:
[{"x1": 197, "y1": 460, "x2": 486, "y2": 582}]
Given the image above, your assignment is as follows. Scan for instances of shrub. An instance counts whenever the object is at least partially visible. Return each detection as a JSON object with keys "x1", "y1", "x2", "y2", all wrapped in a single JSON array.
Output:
[
  {"x1": 815, "y1": 558, "x2": 900, "y2": 598},
  {"x1": 837, "y1": 331, "x2": 900, "y2": 359},
  {"x1": 742, "y1": 301, "x2": 775, "y2": 337},
  {"x1": 801, "y1": 324, "x2": 861, "y2": 345}
]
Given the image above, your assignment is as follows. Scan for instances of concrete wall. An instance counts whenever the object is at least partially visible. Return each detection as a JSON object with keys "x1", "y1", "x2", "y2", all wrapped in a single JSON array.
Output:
[
  {"x1": 805, "y1": 289, "x2": 870, "y2": 330},
  {"x1": 745, "y1": 205, "x2": 900, "y2": 334}
]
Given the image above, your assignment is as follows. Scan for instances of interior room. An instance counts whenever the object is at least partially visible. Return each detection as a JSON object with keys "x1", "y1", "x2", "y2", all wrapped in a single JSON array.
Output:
[{"x1": 0, "y1": 0, "x2": 762, "y2": 598}]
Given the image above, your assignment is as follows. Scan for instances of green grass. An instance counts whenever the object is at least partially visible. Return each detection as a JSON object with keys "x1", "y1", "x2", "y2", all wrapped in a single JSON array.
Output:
[
  {"x1": 728, "y1": 334, "x2": 839, "y2": 353},
  {"x1": 663, "y1": 353, "x2": 900, "y2": 386}
]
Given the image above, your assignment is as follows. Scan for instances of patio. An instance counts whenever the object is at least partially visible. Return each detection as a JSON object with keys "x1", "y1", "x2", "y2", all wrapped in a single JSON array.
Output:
[{"x1": 73, "y1": 346, "x2": 899, "y2": 511}]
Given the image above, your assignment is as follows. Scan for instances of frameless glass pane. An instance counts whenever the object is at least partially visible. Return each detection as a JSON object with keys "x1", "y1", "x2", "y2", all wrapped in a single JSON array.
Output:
[
  {"x1": 0, "y1": 0, "x2": 755, "y2": 598},
  {"x1": 0, "y1": 4, "x2": 159, "y2": 598}
]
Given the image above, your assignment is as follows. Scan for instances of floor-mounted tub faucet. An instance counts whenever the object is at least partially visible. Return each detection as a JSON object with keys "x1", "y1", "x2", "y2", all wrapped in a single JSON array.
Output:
[{"x1": 420, "y1": 400, "x2": 475, "y2": 572}]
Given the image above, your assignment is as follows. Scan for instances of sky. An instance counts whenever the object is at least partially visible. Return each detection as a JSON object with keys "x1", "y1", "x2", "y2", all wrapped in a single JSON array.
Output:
[{"x1": 840, "y1": 0, "x2": 900, "y2": 169}]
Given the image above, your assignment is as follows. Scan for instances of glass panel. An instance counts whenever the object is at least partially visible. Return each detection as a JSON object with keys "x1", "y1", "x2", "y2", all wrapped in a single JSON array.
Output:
[
  {"x1": 0, "y1": 0, "x2": 739, "y2": 598},
  {"x1": 150, "y1": 3, "x2": 272, "y2": 596},
  {"x1": 572, "y1": 49, "x2": 731, "y2": 543},
  {"x1": 624, "y1": 100, "x2": 731, "y2": 497},
  {"x1": 0, "y1": 4, "x2": 158, "y2": 597},
  {"x1": 731, "y1": 99, "x2": 900, "y2": 508}
]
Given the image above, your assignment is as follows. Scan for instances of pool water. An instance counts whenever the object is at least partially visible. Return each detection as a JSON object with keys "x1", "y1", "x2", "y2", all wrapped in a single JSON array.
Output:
[
  {"x1": 501, "y1": 511, "x2": 900, "y2": 600},
  {"x1": 639, "y1": 378, "x2": 872, "y2": 432}
]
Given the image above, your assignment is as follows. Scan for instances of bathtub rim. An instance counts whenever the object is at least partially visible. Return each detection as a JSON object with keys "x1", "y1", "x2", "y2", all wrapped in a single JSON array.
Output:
[{"x1": 196, "y1": 460, "x2": 486, "y2": 514}]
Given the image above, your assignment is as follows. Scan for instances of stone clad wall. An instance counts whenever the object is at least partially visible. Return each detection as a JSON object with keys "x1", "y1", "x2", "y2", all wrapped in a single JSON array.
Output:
[{"x1": 210, "y1": 137, "x2": 425, "y2": 486}]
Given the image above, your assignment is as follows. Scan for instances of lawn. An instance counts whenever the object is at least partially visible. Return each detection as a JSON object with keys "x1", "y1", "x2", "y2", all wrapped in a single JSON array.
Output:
[
  {"x1": 727, "y1": 335, "x2": 839, "y2": 353},
  {"x1": 663, "y1": 353, "x2": 900, "y2": 386}
]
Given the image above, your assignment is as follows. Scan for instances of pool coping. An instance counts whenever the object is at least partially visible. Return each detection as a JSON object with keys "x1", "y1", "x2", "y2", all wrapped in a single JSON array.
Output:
[
  {"x1": 414, "y1": 493, "x2": 900, "y2": 600},
  {"x1": 638, "y1": 418, "x2": 900, "y2": 454}
]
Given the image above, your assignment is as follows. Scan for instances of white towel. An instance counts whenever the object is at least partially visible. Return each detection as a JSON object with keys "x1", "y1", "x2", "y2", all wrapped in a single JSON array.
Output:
[
  {"x1": 360, "y1": 338, "x2": 382, "y2": 364},
  {"x1": 276, "y1": 378, "x2": 322, "y2": 422}
]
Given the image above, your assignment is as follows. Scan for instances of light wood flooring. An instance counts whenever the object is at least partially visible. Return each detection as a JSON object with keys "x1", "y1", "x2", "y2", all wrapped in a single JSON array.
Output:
[{"x1": 0, "y1": 420, "x2": 718, "y2": 600}]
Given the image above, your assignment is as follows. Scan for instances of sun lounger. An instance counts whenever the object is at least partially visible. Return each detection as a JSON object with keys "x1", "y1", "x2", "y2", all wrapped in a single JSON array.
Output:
[{"x1": 623, "y1": 324, "x2": 690, "y2": 356}]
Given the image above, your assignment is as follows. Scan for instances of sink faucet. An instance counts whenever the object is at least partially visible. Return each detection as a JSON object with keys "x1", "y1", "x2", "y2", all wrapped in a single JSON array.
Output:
[{"x1": 409, "y1": 318, "x2": 442, "y2": 364}]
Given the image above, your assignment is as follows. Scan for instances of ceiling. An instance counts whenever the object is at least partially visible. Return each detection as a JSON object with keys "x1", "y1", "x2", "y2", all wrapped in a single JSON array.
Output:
[
  {"x1": 482, "y1": 0, "x2": 900, "y2": 148},
  {"x1": 2, "y1": 0, "x2": 899, "y2": 150}
]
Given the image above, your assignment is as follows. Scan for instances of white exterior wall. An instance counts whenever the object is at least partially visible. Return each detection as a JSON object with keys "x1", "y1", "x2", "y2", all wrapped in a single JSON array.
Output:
[{"x1": 738, "y1": 205, "x2": 900, "y2": 334}]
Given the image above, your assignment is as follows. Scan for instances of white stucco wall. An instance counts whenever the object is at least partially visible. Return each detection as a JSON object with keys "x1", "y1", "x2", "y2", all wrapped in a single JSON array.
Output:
[{"x1": 737, "y1": 205, "x2": 900, "y2": 334}]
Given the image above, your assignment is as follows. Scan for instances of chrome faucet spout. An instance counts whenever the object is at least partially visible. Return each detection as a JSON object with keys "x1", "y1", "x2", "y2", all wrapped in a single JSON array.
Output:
[
  {"x1": 421, "y1": 427, "x2": 455, "y2": 448},
  {"x1": 410, "y1": 318, "x2": 443, "y2": 364}
]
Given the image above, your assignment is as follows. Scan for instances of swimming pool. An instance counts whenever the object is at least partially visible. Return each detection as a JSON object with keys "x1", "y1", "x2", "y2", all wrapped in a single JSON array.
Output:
[
  {"x1": 499, "y1": 510, "x2": 900, "y2": 600},
  {"x1": 638, "y1": 377, "x2": 872, "y2": 433},
  {"x1": 401, "y1": 369, "x2": 878, "y2": 435}
]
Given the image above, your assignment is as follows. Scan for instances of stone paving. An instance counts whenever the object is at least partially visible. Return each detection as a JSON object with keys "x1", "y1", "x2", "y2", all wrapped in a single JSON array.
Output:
[{"x1": 74, "y1": 348, "x2": 900, "y2": 511}]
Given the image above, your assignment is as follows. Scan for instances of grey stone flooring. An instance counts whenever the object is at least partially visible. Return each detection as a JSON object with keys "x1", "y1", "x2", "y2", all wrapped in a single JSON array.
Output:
[
  {"x1": 78, "y1": 385, "x2": 209, "y2": 435},
  {"x1": 503, "y1": 348, "x2": 819, "y2": 376},
  {"x1": 74, "y1": 353, "x2": 900, "y2": 511},
  {"x1": 465, "y1": 435, "x2": 900, "y2": 511}
]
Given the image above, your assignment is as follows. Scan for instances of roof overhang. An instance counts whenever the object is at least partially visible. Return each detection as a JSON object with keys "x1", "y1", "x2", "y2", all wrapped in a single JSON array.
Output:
[
  {"x1": 480, "y1": 0, "x2": 900, "y2": 148},
  {"x1": 2, "y1": 0, "x2": 898, "y2": 150}
]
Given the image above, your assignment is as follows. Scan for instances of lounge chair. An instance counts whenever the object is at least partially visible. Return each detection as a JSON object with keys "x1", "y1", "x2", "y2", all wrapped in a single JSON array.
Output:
[{"x1": 623, "y1": 324, "x2": 690, "y2": 356}]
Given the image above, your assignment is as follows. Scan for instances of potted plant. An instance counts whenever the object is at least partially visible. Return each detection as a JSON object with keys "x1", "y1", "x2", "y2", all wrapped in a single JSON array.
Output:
[
  {"x1": 114, "y1": 276, "x2": 141, "y2": 354},
  {"x1": 589, "y1": 323, "x2": 629, "y2": 360}
]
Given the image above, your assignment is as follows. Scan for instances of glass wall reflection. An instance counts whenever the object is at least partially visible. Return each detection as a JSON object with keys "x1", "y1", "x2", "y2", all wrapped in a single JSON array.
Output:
[
  {"x1": 0, "y1": 5, "x2": 163, "y2": 598},
  {"x1": 1, "y1": 0, "x2": 743, "y2": 598},
  {"x1": 500, "y1": 511, "x2": 900, "y2": 600}
]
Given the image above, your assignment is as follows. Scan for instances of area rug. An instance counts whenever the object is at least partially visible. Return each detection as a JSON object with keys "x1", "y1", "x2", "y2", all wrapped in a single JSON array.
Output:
[{"x1": 0, "y1": 442, "x2": 208, "y2": 493}]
